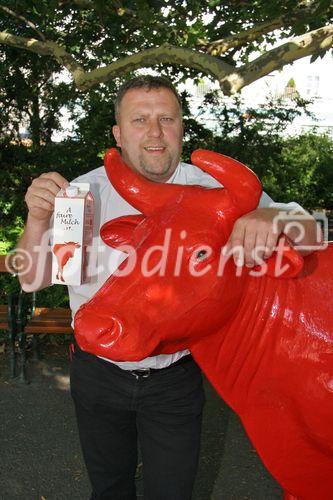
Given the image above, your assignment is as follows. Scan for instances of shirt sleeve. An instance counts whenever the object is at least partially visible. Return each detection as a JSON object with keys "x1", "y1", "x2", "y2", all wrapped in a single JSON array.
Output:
[{"x1": 259, "y1": 191, "x2": 307, "y2": 213}]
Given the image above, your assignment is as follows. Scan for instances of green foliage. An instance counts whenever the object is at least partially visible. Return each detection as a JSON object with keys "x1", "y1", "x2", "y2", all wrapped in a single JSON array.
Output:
[
  {"x1": 0, "y1": 273, "x2": 21, "y2": 304},
  {"x1": 278, "y1": 133, "x2": 333, "y2": 209},
  {"x1": 71, "y1": 84, "x2": 118, "y2": 149},
  {"x1": 0, "y1": 223, "x2": 23, "y2": 253},
  {"x1": 0, "y1": 47, "x2": 73, "y2": 145},
  {"x1": 32, "y1": 284, "x2": 70, "y2": 308},
  {"x1": 182, "y1": 92, "x2": 333, "y2": 211}
]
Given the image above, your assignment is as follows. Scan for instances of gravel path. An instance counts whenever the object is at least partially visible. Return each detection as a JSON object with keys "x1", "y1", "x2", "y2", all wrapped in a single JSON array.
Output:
[{"x1": 0, "y1": 345, "x2": 281, "y2": 500}]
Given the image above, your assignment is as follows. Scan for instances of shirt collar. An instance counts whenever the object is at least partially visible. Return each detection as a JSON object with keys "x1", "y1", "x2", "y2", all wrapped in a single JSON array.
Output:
[{"x1": 166, "y1": 162, "x2": 182, "y2": 184}]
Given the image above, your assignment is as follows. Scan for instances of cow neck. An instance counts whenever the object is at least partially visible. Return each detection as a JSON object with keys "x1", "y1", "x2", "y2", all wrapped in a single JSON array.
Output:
[{"x1": 191, "y1": 272, "x2": 294, "y2": 411}]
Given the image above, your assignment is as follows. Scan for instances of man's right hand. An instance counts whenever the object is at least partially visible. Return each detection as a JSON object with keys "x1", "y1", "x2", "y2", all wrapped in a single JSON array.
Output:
[{"x1": 25, "y1": 172, "x2": 69, "y2": 221}]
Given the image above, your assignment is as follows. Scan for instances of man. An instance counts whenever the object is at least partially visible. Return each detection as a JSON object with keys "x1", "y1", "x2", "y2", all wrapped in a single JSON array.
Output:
[{"x1": 18, "y1": 76, "x2": 319, "y2": 500}]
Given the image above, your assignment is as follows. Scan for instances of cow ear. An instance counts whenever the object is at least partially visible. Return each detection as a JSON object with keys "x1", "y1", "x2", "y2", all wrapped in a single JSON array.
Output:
[
  {"x1": 264, "y1": 237, "x2": 304, "y2": 278},
  {"x1": 100, "y1": 215, "x2": 145, "y2": 249}
]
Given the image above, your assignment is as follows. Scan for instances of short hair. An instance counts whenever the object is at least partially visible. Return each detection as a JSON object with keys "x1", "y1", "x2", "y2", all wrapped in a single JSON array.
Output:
[{"x1": 114, "y1": 75, "x2": 182, "y2": 122}]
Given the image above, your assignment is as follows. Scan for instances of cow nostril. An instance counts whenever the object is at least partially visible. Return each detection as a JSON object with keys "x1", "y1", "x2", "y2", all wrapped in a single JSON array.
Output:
[{"x1": 99, "y1": 316, "x2": 124, "y2": 348}]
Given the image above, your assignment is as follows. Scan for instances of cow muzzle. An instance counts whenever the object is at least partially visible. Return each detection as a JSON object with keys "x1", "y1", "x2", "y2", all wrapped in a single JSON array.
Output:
[{"x1": 75, "y1": 308, "x2": 124, "y2": 355}]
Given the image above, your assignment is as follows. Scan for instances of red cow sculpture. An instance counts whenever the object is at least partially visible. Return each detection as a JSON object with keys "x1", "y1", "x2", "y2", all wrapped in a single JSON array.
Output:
[
  {"x1": 53, "y1": 241, "x2": 81, "y2": 281},
  {"x1": 74, "y1": 148, "x2": 333, "y2": 500}
]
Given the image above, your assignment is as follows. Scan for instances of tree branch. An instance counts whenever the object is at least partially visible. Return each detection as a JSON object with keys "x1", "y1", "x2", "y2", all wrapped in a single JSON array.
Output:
[
  {"x1": 200, "y1": 1, "x2": 325, "y2": 55},
  {"x1": 0, "y1": 33, "x2": 233, "y2": 91},
  {"x1": 0, "y1": 26, "x2": 331, "y2": 96},
  {"x1": 80, "y1": 44, "x2": 233, "y2": 91},
  {"x1": 199, "y1": 16, "x2": 286, "y2": 55},
  {"x1": 220, "y1": 25, "x2": 333, "y2": 94},
  {"x1": 0, "y1": 31, "x2": 86, "y2": 84},
  {"x1": 0, "y1": 4, "x2": 46, "y2": 41}
]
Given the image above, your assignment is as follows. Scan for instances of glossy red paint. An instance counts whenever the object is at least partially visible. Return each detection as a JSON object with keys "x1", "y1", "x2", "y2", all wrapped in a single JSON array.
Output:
[{"x1": 75, "y1": 148, "x2": 333, "y2": 499}]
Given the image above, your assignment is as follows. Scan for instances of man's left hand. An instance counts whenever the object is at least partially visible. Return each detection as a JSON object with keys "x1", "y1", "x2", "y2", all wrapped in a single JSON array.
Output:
[{"x1": 224, "y1": 208, "x2": 283, "y2": 267}]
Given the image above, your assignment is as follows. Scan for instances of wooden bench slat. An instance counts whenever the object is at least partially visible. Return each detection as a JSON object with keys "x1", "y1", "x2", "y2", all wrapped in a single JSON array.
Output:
[
  {"x1": 24, "y1": 305, "x2": 73, "y2": 334},
  {"x1": 27, "y1": 317, "x2": 72, "y2": 324},
  {"x1": 0, "y1": 305, "x2": 9, "y2": 329},
  {"x1": 0, "y1": 254, "x2": 16, "y2": 274},
  {"x1": 25, "y1": 326, "x2": 73, "y2": 334},
  {"x1": 0, "y1": 255, "x2": 8, "y2": 273},
  {"x1": 33, "y1": 307, "x2": 72, "y2": 317},
  {"x1": 27, "y1": 321, "x2": 72, "y2": 328}
]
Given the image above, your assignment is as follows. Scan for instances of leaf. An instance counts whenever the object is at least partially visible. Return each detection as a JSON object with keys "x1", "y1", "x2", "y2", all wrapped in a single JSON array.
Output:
[{"x1": 310, "y1": 49, "x2": 328, "y2": 63}]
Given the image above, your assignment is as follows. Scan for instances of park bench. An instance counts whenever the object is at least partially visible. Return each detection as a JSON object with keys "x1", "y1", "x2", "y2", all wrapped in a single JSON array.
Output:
[
  {"x1": 1, "y1": 254, "x2": 73, "y2": 382},
  {"x1": 17, "y1": 291, "x2": 73, "y2": 383}
]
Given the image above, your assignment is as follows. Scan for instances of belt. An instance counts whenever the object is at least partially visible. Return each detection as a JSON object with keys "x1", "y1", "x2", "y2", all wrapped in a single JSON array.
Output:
[{"x1": 129, "y1": 354, "x2": 193, "y2": 379}]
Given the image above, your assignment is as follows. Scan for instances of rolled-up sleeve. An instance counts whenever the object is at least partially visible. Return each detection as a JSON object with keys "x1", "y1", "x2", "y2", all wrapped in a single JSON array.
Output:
[{"x1": 259, "y1": 192, "x2": 307, "y2": 213}]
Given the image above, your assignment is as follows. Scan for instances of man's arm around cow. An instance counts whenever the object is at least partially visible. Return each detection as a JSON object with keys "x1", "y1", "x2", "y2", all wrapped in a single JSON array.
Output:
[
  {"x1": 17, "y1": 175, "x2": 320, "y2": 291},
  {"x1": 225, "y1": 207, "x2": 321, "y2": 268}
]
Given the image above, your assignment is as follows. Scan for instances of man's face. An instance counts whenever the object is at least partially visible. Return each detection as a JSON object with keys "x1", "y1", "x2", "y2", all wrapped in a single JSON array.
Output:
[{"x1": 112, "y1": 87, "x2": 183, "y2": 183}]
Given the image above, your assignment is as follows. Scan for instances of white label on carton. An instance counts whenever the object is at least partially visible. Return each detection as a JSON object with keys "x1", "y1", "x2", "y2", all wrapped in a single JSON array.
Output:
[{"x1": 51, "y1": 182, "x2": 94, "y2": 286}]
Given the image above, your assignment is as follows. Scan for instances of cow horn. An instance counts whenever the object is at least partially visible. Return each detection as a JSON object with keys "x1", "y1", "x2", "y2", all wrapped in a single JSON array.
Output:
[
  {"x1": 104, "y1": 148, "x2": 184, "y2": 216},
  {"x1": 191, "y1": 149, "x2": 262, "y2": 214}
]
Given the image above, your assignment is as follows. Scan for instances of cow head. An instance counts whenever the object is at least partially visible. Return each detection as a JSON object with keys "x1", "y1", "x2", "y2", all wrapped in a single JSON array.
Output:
[{"x1": 74, "y1": 148, "x2": 302, "y2": 360}]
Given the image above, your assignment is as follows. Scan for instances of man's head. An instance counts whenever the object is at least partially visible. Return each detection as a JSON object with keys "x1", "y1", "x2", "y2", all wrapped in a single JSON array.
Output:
[{"x1": 112, "y1": 76, "x2": 183, "y2": 183}]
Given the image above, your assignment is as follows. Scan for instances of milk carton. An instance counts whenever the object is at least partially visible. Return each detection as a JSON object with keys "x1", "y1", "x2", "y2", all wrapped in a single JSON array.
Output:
[{"x1": 51, "y1": 182, "x2": 94, "y2": 286}]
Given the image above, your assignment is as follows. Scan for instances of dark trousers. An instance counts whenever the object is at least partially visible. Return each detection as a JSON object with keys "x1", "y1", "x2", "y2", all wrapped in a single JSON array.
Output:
[{"x1": 70, "y1": 348, "x2": 205, "y2": 500}]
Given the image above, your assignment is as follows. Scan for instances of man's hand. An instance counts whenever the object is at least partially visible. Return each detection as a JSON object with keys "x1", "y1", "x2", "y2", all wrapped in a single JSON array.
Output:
[
  {"x1": 225, "y1": 208, "x2": 282, "y2": 267},
  {"x1": 17, "y1": 172, "x2": 69, "y2": 292},
  {"x1": 25, "y1": 172, "x2": 69, "y2": 221},
  {"x1": 224, "y1": 207, "x2": 322, "y2": 267}
]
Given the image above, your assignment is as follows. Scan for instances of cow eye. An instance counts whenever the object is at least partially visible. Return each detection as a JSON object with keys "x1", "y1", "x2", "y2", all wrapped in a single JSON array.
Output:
[{"x1": 196, "y1": 249, "x2": 208, "y2": 261}]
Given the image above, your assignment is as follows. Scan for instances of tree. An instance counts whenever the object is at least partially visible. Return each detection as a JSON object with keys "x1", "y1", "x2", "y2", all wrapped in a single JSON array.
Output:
[
  {"x1": 0, "y1": 0, "x2": 332, "y2": 95},
  {"x1": 0, "y1": 46, "x2": 74, "y2": 145}
]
